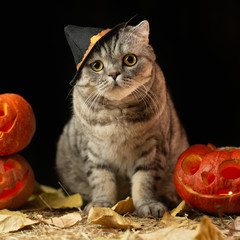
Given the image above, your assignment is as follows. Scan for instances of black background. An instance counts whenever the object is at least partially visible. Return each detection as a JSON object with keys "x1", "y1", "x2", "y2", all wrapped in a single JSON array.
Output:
[{"x1": 1, "y1": 1, "x2": 239, "y2": 187}]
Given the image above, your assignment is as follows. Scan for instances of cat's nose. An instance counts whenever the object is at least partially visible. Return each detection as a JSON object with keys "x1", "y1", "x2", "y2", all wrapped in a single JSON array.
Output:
[{"x1": 109, "y1": 72, "x2": 120, "y2": 81}]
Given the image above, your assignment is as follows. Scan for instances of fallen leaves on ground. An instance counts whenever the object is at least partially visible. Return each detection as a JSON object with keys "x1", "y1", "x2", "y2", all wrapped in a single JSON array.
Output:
[
  {"x1": 22, "y1": 182, "x2": 83, "y2": 210},
  {"x1": 228, "y1": 216, "x2": 240, "y2": 238},
  {"x1": 37, "y1": 212, "x2": 82, "y2": 228},
  {"x1": 111, "y1": 196, "x2": 134, "y2": 215},
  {"x1": 88, "y1": 206, "x2": 142, "y2": 229},
  {"x1": 0, "y1": 187, "x2": 236, "y2": 240},
  {"x1": 0, "y1": 209, "x2": 38, "y2": 233},
  {"x1": 131, "y1": 226, "x2": 196, "y2": 240},
  {"x1": 193, "y1": 215, "x2": 226, "y2": 240}
]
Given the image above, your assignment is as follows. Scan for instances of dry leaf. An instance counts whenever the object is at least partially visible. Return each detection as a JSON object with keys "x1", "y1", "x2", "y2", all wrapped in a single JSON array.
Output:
[
  {"x1": 193, "y1": 216, "x2": 226, "y2": 240},
  {"x1": 161, "y1": 211, "x2": 190, "y2": 228},
  {"x1": 132, "y1": 226, "x2": 196, "y2": 240},
  {"x1": 37, "y1": 212, "x2": 82, "y2": 228},
  {"x1": 170, "y1": 200, "x2": 186, "y2": 216},
  {"x1": 228, "y1": 216, "x2": 240, "y2": 237},
  {"x1": 46, "y1": 193, "x2": 83, "y2": 209},
  {"x1": 40, "y1": 184, "x2": 65, "y2": 195},
  {"x1": 112, "y1": 197, "x2": 134, "y2": 215},
  {"x1": 23, "y1": 189, "x2": 83, "y2": 210},
  {"x1": 0, "y1": 209, "x2": 38, "y2": 233},
  {"x1": 88, "y1": 206, "x2": 141, "y2": 229},
  {"x1": 119, "y1": 230, "x2": 133, "y2": 240},
  {"x1": 0, "y1": 209, "x2": 27, "y2": 217}
]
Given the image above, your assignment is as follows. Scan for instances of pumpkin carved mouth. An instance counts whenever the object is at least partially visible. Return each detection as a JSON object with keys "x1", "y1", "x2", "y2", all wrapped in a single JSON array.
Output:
[
  {"x1": 176, "y1": 171, "x2": 240, "y2": 198},
  {"x1": 0, "y1": 173, "x2": 27, "y2": 200},
  {"x1": 0, "y1": 118, "x2": 17, "y2": 133},
  {"x1": 0, "y1": 155, "x2": 35, "y2": 210}
]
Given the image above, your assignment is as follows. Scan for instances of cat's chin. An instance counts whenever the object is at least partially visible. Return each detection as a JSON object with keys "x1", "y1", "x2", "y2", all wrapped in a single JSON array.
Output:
[{"x1": 103, "y1": 86, "x2": 135, "y2": 101}]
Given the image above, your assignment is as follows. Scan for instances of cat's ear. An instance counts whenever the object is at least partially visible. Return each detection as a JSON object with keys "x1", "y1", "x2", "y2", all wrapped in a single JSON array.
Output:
[{"x1": 132, "y1": 20, "x2": 150, "y2": 42}]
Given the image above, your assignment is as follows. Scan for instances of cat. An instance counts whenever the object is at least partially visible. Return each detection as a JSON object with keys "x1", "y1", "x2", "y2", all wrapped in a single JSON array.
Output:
[{"x1": 56, "y1": 20, "x2": 189, "y2": 217}]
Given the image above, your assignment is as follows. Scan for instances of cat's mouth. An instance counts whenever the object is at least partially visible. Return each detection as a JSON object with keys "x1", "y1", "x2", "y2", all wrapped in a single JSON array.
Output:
[
  {"x1": 103, "y1": 81, "x2": 140, "y2": 101},
  {"x1": 114, "y1": 81, "x2": 119, "y2": 87}
]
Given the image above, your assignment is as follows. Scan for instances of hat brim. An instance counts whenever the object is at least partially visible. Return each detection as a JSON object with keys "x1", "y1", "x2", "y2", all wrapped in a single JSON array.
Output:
[{"x1": 69, "y1": 22, "x2": 126, "y2": 86}]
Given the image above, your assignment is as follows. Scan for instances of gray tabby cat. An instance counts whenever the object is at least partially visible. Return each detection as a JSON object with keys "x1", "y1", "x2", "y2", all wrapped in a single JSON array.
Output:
[{"x1": 56, "y1": 20, "x2": 189, "y2": 217}]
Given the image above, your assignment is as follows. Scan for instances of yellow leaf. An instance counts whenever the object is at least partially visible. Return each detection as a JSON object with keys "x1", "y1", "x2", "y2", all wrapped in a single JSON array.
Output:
[
  {"x1": 37, "y1": 212, "x2": 82, "y2": 228},
  {"x1": 193, "y1": 216, "x2": 226, "y2": 240},
  {"x1": 161, "y1": 211, "x2": 190, "y2": 228},
  {"x1": 112, "y1": 197, "x2": 134, "y2": 215},
  {"x1": 170, "y1": 200, "x2": 186, "y2": 216},
  {"x1": 0, "y1": 209, "x2": 38, "y2": 233},
  {"x1": 45, "y1": 193, "x2": 83, "y2": 209},
  {"x1": 118, "y1": 230, "x2": 133, "y2": 240},
  {"x1": 0, "y1": 209, "x2": 27, "y2": 217},
  {"x1": 88, "y1": 206, "x2": 141, "y2": 229},
  {"x1": 23, "y1": 189, "x2": 83, "y2": 210},
  {"x1": 40, "y1": 184, "x2": 65, "y2": 196}
]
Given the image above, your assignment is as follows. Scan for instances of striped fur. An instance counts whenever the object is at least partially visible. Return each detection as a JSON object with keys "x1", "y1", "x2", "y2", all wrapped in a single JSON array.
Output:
[{"x1": 56, "y1": 21, "x2": 189, "y2": 217}]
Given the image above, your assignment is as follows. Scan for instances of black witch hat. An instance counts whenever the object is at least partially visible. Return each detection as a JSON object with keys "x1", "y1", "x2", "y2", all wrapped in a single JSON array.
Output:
[{"x1": 64, "y1": 22, "x2": 126, "y2": 86}]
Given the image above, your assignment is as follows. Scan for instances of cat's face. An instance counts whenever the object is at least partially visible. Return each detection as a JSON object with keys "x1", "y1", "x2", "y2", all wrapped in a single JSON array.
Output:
[{"x1": 76, "y1": 21, "x2": 156, "y2": 101}]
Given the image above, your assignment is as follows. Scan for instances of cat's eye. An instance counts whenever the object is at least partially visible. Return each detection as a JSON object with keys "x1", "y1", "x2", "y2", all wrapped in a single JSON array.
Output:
[
  {"x1": 123, "y1": 54, "x2": 137, "y2": 66},
  {"x1": 90, "y1": 60, "x2": 104, "y2": 72}
]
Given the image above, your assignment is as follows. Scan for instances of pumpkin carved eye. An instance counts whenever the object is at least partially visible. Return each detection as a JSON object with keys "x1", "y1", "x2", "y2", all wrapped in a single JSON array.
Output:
[
  {"x1": 181, "y1": 154, "x2": 202, "y2": 175},
  {"x1": 201, "y1": 172, "x2": 216, "y2": 185},
  {"x1": 219, "y1": 159, "x2": 240, "y2": 180},
  {"x1": 4, "y1": 159, "x2": 21, "y2": 171}
]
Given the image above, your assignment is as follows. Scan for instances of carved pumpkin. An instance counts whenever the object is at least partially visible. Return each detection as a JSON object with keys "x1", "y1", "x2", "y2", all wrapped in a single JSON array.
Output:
[
  {"x1": 174, "y1": 144, "x2": 240, "y2": 214},
  {"x1": 0, "y1": 154, "x2": 35, "y2": 210},
  {"x1": 0, "y1": 93, "x2": 36, "y2": 156}
]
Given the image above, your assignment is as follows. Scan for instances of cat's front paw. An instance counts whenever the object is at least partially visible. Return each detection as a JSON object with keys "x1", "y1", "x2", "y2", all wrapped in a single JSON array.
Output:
[
  {"x1": 84, "y1": 201, "x2": 113, "y2": 214},
  {"x1": 136, "y1": 201, "x2": 167, "y2": 218}
]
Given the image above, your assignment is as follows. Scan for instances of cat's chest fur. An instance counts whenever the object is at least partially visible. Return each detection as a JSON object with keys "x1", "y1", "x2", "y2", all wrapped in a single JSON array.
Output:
[{"x1": 74, "y1": 98, "x2": 159, "y2": 175}]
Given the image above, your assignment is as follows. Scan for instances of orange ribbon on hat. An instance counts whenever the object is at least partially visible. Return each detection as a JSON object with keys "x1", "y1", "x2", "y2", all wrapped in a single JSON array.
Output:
[{"x1": 76, "y1": 28, "x2": 111, "y2": 71}]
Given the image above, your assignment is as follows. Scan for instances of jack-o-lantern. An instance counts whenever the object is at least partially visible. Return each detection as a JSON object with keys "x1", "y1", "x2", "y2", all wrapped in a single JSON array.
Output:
[
  {"x1": 0, "y1": 154, "x2": 35, "y2": 210},
  {"x1": 0, "y1": 93, "x2": 36, "y2": 156},
  {"x1": 174, "y1": 144, "x2": 240, "y2": 214}
]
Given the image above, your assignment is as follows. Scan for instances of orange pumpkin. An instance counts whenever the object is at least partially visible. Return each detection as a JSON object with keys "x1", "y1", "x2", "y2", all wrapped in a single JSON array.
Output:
[
  {"x1": 0, "y1": 93, "x2": 36, "y2": 156},
  {"x1": 174, "y1": 144, "x2": 240, "y2": 214},
  {"x1": 0, "y1": 154, "x2": 35, "y2": 210}
]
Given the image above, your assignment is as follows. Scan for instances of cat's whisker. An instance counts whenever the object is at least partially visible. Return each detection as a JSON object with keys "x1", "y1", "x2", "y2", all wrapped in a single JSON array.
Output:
[
  {"x1": 121, "y1": 81, "x2": 152, "y2": 116},
  {"x1": 137, "y1": 85, "x2": 160, "y2": 114},
  {"x1": 88, "y1": 89, "x2": 106, "y2": 121},
  {"x1": 86, "y1": 92, "x2": 99, "y2": 122},
  {"x1": 134, "y1": 87, "x2": 155, "y2": 114},
  {"x1": 83, "y1": 91, "x2": 97, "y2": 110}
]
